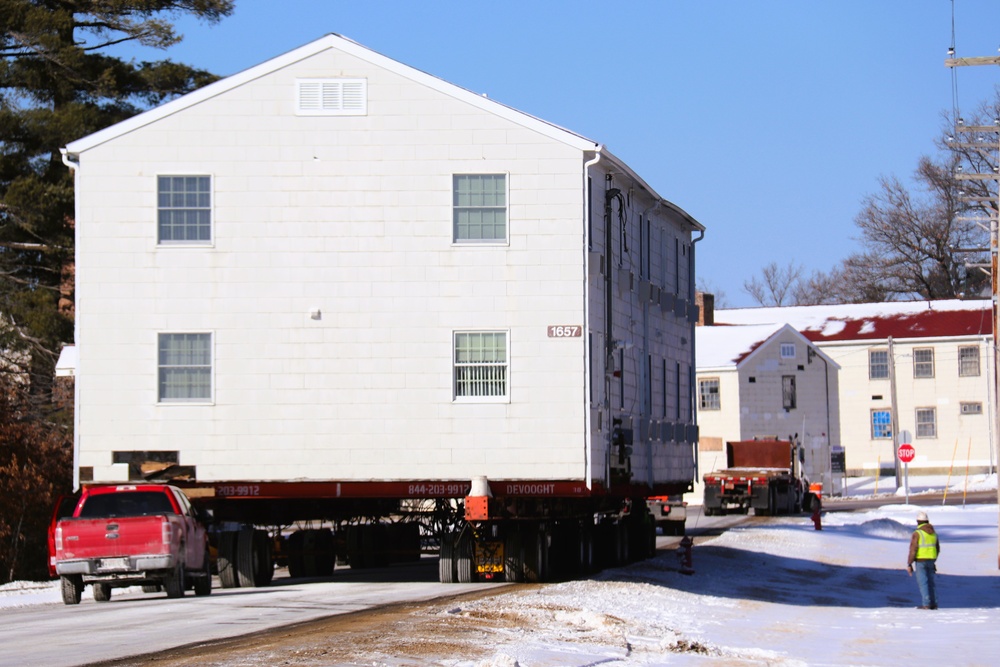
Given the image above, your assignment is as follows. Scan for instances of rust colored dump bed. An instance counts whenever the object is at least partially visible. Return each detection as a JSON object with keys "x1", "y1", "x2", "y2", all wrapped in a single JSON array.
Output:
[{"x1": 726, "y1": 440, "x2": 793, "y2": 469}]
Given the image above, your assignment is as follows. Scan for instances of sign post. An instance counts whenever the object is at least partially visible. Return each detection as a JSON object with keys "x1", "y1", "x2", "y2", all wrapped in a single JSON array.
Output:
[{"x1": 897, "y1": 441, "x2": 916, "y2": 504}]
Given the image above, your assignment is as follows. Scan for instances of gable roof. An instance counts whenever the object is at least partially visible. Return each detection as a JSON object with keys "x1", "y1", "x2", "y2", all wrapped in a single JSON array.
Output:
[
  {"x1": 63, "y1": 34, "x2": 703, "y2": 233},
  {"x1": 713, "y1": 299, "x2": 992, "y2": 343},
  {"x1": 697, "y1": 323, "x2": 837, "y2": 370},
  {"x1": 66, "y1": 34, "x2": 598, "y2": 155}
]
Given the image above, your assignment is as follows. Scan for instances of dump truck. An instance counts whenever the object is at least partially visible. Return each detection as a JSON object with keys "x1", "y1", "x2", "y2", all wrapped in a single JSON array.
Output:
[{"x1": 702, "y1": 439, "x2": 813, "y2": 516}]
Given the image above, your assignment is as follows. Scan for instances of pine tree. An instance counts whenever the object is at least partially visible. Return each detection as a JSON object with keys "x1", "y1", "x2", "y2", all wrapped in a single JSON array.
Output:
[
  {"x1": 0, "y1": 0, "x2": 233, "y2": 409},
  {"x1": 0, "y1": 0, "x2": 233, "y2": 584}
]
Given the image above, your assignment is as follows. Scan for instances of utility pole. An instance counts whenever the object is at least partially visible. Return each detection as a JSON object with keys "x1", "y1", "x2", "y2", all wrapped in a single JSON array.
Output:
[
  {"x1": 888, "y1": 336, "x2": 901, "y2": 489},
  {"x1": 945, "y1": 53, "x2": 1000, "y2": 570}
]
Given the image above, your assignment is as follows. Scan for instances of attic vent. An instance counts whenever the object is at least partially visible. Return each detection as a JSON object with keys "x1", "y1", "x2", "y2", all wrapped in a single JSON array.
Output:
[{"x1": 296, "y1": 78, "x2": 367, "y2": 116}]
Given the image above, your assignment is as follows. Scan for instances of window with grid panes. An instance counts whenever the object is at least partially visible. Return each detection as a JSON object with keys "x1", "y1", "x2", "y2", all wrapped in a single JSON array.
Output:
[
  {"x1": 913, "y1": 348, "x2": 934, "y2": 378},
  {"x1": 158, "y1": 333, "x2": 211, "y2": 402},
  {"x1": 869, "y1": 349, "x2": 889, "y2": 379},
  {"x1": 698, "y1": 378, "x2": 720, "y2": 410},
  {"x1": 158, "y1": 176, "x2": 211, "y2": 243},
  {"x1": 453, "y1": 174, "x2": 506, "y2": 242},
  {"x1": 454, "y1": 332, "x2": 507, "y2": 399},
  {"x1": 959, "y1": 345, "x2": 980, "y2": 377},
  {"x1": 871, "y1": 409, "x2": 892, "y2": 439},
  {"x1": 916, "y1": 407, "x2": 937, "y2": 438}
]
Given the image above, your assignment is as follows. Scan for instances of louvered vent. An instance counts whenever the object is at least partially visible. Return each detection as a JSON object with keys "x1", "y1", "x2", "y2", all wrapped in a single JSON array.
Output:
[{"x1": 296, "y1": 78, "x2": 367, "y2": 116}]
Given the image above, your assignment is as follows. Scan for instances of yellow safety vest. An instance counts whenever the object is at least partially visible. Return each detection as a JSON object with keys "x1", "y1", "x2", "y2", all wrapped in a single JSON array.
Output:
[{"x1": 914, "y1": 526, "x2": 939, "y2": 560}]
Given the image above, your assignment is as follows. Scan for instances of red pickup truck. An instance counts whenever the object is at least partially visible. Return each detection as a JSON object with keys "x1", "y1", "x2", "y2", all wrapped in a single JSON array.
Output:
[{"x1": 52, "y1": 484, "x2": 211, "y2": 605}]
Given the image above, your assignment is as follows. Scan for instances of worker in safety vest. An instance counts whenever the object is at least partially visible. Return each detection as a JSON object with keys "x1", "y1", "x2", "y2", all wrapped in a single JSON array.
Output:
[{"x1": 906, "y1": 510, "x2": 940, "y2": 609}]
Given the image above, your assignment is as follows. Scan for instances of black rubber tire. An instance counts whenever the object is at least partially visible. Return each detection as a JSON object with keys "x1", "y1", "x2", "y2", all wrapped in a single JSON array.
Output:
[
  {"x1": 313, "y1": 529, "x2": 335, "y2": 577},
  {"x1": 61, "y1": 575, "x2": 83, "y2": 605},
  {"x1": 438, "y1": 534, "x2": 454, "y2": 584},
  {"x1": 286, "y1": 531, "x2": 305, "y2": 578},
  {"x1": 141, "y1": 584, "x2": 161, "y2": 593},
  {"x1": 503, "y1": 528, "x2": 523, "y2": 582},
  {"x1": 194, "y1": 547, "x2": 212, "y2": 596},
  {"x1": 217, "y1": 531, "x2": 239, "y2": 589},
  {"x1": 456, "y1": 532, "x2": 476, "y2": 584},
  {"x1": 93, "y1": 583, "x2": 112, "y2": 602},
  {"x1": 236, "y1": 527, "x2": 257, "y2": 588},
  {"x1": 253, "y1": 530, "x2": 274, "y2": 586},
  {"x1": 163, "y1": 564, "x2": 185, "y2": 598},
  {"x1": 524, "y1": 523, "x2": 549, "y2": 583}
]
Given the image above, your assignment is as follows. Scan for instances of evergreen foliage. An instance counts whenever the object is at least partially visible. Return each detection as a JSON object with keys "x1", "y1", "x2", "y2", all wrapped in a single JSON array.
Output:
[{"x1": 0, "y1": 0, "x2": 233, "y2": 584}]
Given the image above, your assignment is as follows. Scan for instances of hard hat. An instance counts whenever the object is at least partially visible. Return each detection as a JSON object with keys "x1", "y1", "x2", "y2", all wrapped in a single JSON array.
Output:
[{"x1": 916, "y1": 511, "x2": 929, "y2": 523}]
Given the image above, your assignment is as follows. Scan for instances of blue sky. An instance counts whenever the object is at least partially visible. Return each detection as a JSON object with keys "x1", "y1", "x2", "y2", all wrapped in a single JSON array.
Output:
[{"x1": 114, "y1": 0, "x2": 1000, "y2": 307}]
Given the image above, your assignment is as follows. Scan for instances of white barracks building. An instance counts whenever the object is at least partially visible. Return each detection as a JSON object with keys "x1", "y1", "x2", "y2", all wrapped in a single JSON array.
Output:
[{"x1": 62, "y1": 35, "x2": 704, "y2": 496}]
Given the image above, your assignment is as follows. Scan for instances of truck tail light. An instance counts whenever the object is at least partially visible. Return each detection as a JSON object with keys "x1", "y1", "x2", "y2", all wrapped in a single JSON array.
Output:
[
  {"x1": 162, "y1": 521, "x2": 172, "y2": 546},
  {"x1": 55, "y1": 525, "x2": 63, "y2": 551}
]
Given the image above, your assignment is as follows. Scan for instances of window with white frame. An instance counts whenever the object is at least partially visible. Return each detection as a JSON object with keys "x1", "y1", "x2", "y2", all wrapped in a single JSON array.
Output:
[
  {"x1": 959, "y1": 345, "x2": 981, "y2": 377},
  {"x1": 296, "y1": 78, "x2": 367, "y2": 115},
  {"x1": 158, "y1": 176, "x2": 211, "y2": 244},
  {"x1": 871, "y1": 409, "x2": 892, "y2": 439},
  {"x1": 869, "y1": 349, "x2": 889, "y2": 379},
  {"x1": 453, "y1": 174, "x2": 507, "y2": 242},
  {"x1": 915, "y1": 407, "x2": 937, "y2": 438},
  {"x1": 782, "y1": 375, "x2": 797, "y2": 410},
  {"x1": 913, "y1": 347, "x2": 934, "y2": 378},
  {"x1": 454, "y1": 331, "x2": 507, "y2": 399},
  {"x1": 158, "y1": 333, "x2": 211, "y2": 402},
  {"x1": 780, "y1": 343, "x2": 796, "y2": 359},
  {"x1": 698, "y1": 378, "x2": 720, "y2": 410}
]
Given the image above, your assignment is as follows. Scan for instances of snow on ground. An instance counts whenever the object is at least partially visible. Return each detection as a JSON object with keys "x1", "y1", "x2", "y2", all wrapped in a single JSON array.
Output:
[{"x1": 4, "y1": 478, "x2": 999, "y2": 666}]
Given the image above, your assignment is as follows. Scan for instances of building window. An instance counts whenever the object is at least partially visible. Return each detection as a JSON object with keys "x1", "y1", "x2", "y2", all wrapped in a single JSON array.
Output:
[
  {"x1": 913, "y1": 348, "x2": 934, "y2": 378},
  {"x1": 158, "y1": 176, "x2": 211, "y2": 244},
  {"x1": 871, "y1": 409, "x2": 892, "y2": 439},
  {"x1": 780, "y1": 343, "x2": 796, "y2": 359},
  {"x1": 869, "y1": 349, "x2": 889, "y2": 379},
  {"x1": 959, "y1": 345, "x2": 981, "y2": 377},
  {"x1": 158, "y1": 333, "x2": 211, "y2": 402},
  {"x1": 915, "y1": 408, "x2": 937, "y2": 438},
  {"x1": 454, "y1": 331, "x2": 507, "y2": 399},
  {"x1": 960, "y1": 402, "x2": 983, "y2": 415},
  {"x1": 699, "y1": 378, "x2": 720, "y2": 410},
  {"x1": 453, "y1": 174, "x2": 507, "y2": 242},
  {"x1": 296, "y1": 78, "x2": 367, "y2": 115},
  {"x1": 781, "y1": 375, "x2": 796, "y2": 410}
]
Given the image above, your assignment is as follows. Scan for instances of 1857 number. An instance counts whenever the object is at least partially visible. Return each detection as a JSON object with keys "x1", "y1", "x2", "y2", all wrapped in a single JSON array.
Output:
[{"x1": 547, "y1": 325, "x2": 582, "y2": 338}]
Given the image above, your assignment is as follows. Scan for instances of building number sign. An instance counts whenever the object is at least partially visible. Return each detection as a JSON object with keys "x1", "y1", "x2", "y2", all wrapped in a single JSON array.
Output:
[{"x1": 547, "y1": 325, "x2": 582, "y2": 338}]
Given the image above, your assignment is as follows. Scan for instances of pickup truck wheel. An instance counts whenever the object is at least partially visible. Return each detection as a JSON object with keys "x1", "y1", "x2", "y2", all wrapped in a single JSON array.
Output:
[
  {"x1": 60, "y1": 575, "x2": 83, "y2": 605},
  {"x1": 194, "y1": 547, "x2": 212, "y2": 596},
  {"x1": 93, "y1": 583, "x2": 112, "y2": 602},
  {"x1": 163, "y1": 564, "x2": 185, "y2": 598}
]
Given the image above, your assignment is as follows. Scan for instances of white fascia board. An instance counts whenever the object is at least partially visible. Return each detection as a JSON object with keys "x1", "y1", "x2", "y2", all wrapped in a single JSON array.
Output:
[
  {"x1": 66, "y1": 33, "x2": 600, "y2": 155},
  {"x1": 600, "y1": 148, "x2": 705, "y2": 233}
]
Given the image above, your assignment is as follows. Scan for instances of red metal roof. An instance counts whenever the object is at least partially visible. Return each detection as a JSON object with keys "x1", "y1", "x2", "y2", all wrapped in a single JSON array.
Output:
[{"x1": 798, "y1": 308, "x2": 993, "y2": 343}]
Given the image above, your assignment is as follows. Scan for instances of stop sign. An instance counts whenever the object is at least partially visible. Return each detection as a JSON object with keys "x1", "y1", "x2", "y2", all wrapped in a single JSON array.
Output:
[{"x1": 897, "y1": 443, "x2": 916, "y2": 463}]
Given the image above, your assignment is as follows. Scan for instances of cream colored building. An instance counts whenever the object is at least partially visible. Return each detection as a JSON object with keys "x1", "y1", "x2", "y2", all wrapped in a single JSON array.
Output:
[
  {"x1": 713, "y1": 300, "x2": 995, "y2": 479},
  {"x1": 694, "y1": 323, "x2": 841, "y2": 500}
]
